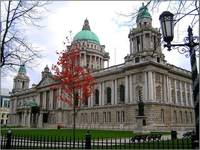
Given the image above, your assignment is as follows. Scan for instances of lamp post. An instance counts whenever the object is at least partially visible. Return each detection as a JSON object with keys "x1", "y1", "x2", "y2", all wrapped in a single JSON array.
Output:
[{"x1": 159, "y1": 11, "x2": 199, "y2": 148}]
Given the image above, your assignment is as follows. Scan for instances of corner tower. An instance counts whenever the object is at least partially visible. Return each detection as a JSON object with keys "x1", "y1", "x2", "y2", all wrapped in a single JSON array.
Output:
[
  {"x1": 12, "y1": 64, "x2": 30, "y2": 92},
  {"x1": 126, "y1": 3, "x2": 165, "y2": 64},
  {"x1": 70, "y1": 18, "x2": 110, "y2": 71}
]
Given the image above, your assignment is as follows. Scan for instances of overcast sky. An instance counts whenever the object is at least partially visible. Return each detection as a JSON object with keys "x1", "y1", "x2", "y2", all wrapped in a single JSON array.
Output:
[{"x1": 2, "y1": 1, "x2": 199, "y2": 91}]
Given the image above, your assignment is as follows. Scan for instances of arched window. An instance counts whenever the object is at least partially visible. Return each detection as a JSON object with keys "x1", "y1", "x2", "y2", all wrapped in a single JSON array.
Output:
[
  {"x1": 136, "y1": 86, "x2": 143, "y2": 101},
  {"x1": 119, "y1": 85, "x2": 125, "y2": 103},
  {"x1": 106, "y1": 87, "x2": 111, "y2": 104},
  {"x1": 156, "y1": 86, "x2": 162, "y2": 101},
  {"x1": 95, "y1": 89, "x2": 99, "y2": 105}
]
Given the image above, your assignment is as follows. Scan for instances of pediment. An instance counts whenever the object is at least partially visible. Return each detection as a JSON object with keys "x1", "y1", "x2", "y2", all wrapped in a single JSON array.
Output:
[{"x1": 36, "y1": 76, "x2": 56, "y2": 88}]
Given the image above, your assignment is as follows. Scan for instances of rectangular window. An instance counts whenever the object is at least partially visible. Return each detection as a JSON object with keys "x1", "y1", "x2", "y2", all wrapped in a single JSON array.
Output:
[
  {"x1": 95, "y1": 112, "x2": 99, "y2": 123},
  {"x1": 161, "y1": 109, "x2": 164, "y2": 123},
  {"x1": 107, "y1": 112, "x2": 111, "y2": 122},
  {"x1": 103, "y1": 112, "x2": 106, "y2": 123},
  {"x1": 116, "y1": 111, "x2": 120, "y2": 123},
  {"x1": 121, "y1": 111, "x2": 125, "y2": 123},
  {"x1": 91, "y1": 112, "x2": 94, "y2": 123}
]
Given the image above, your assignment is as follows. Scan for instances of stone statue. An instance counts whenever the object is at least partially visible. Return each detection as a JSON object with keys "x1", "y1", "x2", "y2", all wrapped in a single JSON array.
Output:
[{"x1": 138, "y1": 100, "x2": 144, "y2": 116}]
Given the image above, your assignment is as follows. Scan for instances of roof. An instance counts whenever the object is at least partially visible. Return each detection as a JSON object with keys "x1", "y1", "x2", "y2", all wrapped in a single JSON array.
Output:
[
  {"x1": 136, "y1": 3, "x2": 152, "y2": 22},
  {"x1": 73, "y1": 18, "x2": 100, "y2": 44}
]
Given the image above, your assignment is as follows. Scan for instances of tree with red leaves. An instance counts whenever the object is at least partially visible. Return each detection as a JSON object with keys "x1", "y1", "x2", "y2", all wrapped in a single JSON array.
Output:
[{"x1": 52, "y1": 44, "x2": 95, "y2": 147}]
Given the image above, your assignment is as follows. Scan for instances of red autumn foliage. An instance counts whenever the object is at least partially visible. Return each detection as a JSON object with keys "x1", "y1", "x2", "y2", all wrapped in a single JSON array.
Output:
[{"x1": 52, "y1": 44, "x2": 95, "y2": 108}]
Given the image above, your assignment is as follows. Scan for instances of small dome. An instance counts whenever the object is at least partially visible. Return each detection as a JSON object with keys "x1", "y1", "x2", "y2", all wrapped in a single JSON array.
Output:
[
  {"x1": 18, "y1": 64, "x2": 26, "y2": 74},
  {"x1": 136, "y1": 3, "x2": 152, "y2": 22},
  {"x1": 73, "y1": 18, "x2": 100, "y2": 44}
]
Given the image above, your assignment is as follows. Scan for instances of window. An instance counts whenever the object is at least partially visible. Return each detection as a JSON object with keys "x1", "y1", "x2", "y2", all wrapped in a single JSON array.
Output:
[
  {"x1": 121, "y1": 111, "x2": 125, "y2": 123},
  {"x1": 174, "y1": 110, "x2": 177, "y2": 123},
  {"x1": 171, "y1": 89, "x2": 175, "y2": 104},
  {"x1": 185, "y1": 111, "x2": 188, "y2": 124},
  {"x1": 107, "y1": 112, "x2": 111, "y2": 122},
  {"x1": 1, "y1": 119, "x2": 3, "y2": 124},
  {"x1": 157, "y1": 57, "x2": 160, "y2": 63},
  {"x1": 135, "y1": 57, "x2": 140, "y2": 63},
  {"x1": 136, "y1": 36, "x2": 140, "y2": 52},
  {"x1": 136, "y1": 86, "x2": 143, "y2": 101},
  {"x1": 161, "y1": 109, "x2": 164, "y2": 123},
  {"x1": 91, "y1": 112, "x2": 94, "y2": 123},
  {"x1": 95, "y1": 112, "x2": 99, "y2": 123},
  {"x1": 190, "y1": 112, "x2": 193, "y2": 123},
  {"x1": 43, "y1": 113, "x2": 48, "y2": 123},
  {"x1": 156, "y1": 86, "x2": 162, "y2": 101},
  {"x1": 106, "y1": 87, "x2": 111, "y2": 104},
  {"x1": 145, "y1": 33, "x2": 150, "y2": 38},
  {"x1": 179, "y1": 111, "x2": 183, "y2": 123},
  {"x1": 182, "y1": 92, "x2": 186, "y2": 106},
  {"x1": 94, "y1": 89, "x2": 99, "y2": 105},
  {"x1": 177, "y1": 91, "x2": 181, "y2": 104},
  {"x1": 119, "y1": 85, "x2": 125, "y2": 103},
  {"x1": 22, "y1": 81, "x2": 25, "y2": 89},
  {"x1": 187, "y1": 93, "x2": 191, "y2": 106},
  {"x1": 103, "y1": 112, "x2": 106, "y2": 123},
  {"x1": 116, "y1": 111, "x2": 120, "y2": 123}
]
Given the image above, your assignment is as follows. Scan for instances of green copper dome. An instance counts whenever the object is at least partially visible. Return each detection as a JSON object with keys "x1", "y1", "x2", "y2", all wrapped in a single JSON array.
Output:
[
  {"x1": 136, "y1": 3, "x2": 152, "y2": 22},
  {"x1": 18, "y1": 64, "x2": 26, "y2": 74},
  {"x1": 73, "y1": 18, "x2": 100, "y2": 44}
]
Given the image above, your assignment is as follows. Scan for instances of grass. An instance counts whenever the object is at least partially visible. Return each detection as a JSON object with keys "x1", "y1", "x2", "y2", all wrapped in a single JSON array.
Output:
[
  {"x1": 1, "y1": 128, "x2": 134, "y2": 140},
  {"x1": 1, "y1": 128, "x2": 170, "y2": 140}
]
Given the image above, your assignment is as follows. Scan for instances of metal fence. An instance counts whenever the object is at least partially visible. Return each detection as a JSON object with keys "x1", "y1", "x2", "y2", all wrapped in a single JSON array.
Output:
[{"x1": 1, "y1": 133, "x2": 192, "y2": 149}]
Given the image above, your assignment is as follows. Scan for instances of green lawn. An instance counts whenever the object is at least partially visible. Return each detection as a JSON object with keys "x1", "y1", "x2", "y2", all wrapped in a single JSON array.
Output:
[
  {"x1": 1, "y1": 128, "x2": 171, "y2": 140},
  {"x1": 1, "y1": 128, "x2": 134, "y2": 139}
]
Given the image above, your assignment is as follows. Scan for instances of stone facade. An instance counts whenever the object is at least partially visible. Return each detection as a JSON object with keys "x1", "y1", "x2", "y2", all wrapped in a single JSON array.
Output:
[{"x1": 8, "y1": 4, "x2": 195, "y2": 132}]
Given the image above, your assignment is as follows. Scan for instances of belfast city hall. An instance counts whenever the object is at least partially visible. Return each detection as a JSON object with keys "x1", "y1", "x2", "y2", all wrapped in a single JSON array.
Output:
[{"x1": 8, "y1": 4, "x2": 195, "y2": 132}]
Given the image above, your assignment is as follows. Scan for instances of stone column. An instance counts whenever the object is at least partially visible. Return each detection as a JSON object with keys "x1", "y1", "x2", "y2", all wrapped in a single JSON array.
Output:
[
  {"x1": 99, "y1": 83, "x2": 102, "y2": 106},
  {"x1": 163, "y1": 75, "x2": 167, "y2": 103},
  {"x1": 174, "y1": 80, "x2": 177, "y2": 104},
  {"x1": 50, "y1": 90, "x2": 53, "y2": 110},
  {"x1": 111, "y1": 80, "x2": 115, "y2": 105},
  {"x1": 185, "y1": 82, "x2": 188, "y2": 106},
  {"x1": 129, "y1": 74, "x2": 133, "y2": 103},
  {"x1": 37, "y1": 113, "x2": 43, "y2": 128},
  {"x1": 166, "y1": 76, "x2": 170, "y2": 103},
  {"x1": 91, "y1": 92, "x2": 94, "y2": 107},
  {"x1": 27, "y1": 111, "x2": 31, "y2": 127},
  {"x1": 125, "y1": 75, "x2": 129, "y2": 103},
  {"x1": 180, "y1": 82, "x2": 183, "y2": 106},
  {"x1": 114, "y1": 79, "x2": 118, "y2": 104},
  {"x1": 190, "y1": 84, "x2": 193, "y2": 107},
  {"x1": 148, "y1": 71, "x2": 153, "y2": 101},
  {"x1": 102, "y1": 82, "x2": 105, "y2": 105},
  {"x1": 168, "y1": 77, "x2": 173, "y2": 103},
  {"x1": 144, "y1": 72, "x2": 148, "y2": 101},
  {"x1": 43, "y1": 91, "x2": 46, "y2": 109}
]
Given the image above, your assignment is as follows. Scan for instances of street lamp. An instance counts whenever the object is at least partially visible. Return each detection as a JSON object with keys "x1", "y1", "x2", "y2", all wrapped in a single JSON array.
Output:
[{"x1": 159, "y1": 11, "x2": 199, "y2": 148}]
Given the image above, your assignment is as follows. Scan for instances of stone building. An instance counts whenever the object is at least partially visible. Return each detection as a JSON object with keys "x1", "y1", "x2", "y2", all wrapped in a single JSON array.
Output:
[
  {"x1": 0, "y1": 88, "x2": 10, "y2": 125},
  {"x1": 8, "y1": 4, "x2": 195, "y2": 132}
]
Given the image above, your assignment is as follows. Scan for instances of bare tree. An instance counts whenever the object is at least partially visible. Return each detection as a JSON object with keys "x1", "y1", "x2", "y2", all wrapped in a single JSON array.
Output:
[
  {"x1": 0, "y1": 0, "x2": 50, "y2": 71},
  {"x1": 118, "y1": 0, "x2": 199, "y2": 28}
]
